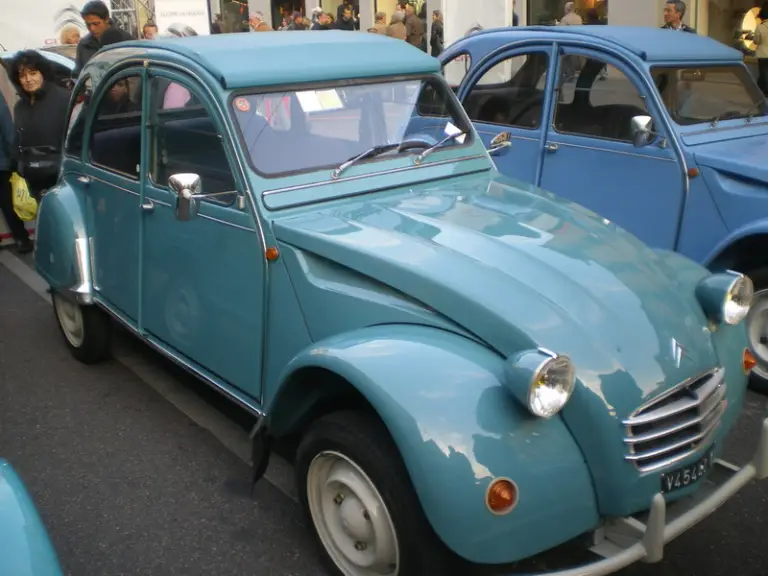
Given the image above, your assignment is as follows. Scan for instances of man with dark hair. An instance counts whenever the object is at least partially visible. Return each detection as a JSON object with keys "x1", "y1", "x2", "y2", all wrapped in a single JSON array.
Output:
[
  {"x1": 142, "y1": 22, "x2": 159, "y2": 39},
  {"x1": 73, "y1": 0, "x2": 132, "y2": 76},
  {"x1": 661, "y1": 1, "x2": 696, "y2": 32}
]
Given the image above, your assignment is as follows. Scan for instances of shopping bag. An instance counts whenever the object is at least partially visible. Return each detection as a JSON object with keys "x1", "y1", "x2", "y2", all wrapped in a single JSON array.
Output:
[{"x1": 10, "y1": 172, "x2": 37, "y2": 222}]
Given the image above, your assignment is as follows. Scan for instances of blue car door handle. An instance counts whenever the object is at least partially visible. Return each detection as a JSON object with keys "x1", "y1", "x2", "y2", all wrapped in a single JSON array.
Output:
[{"x1": 140, "y1": 199, "x2": 155, "y2": 213}]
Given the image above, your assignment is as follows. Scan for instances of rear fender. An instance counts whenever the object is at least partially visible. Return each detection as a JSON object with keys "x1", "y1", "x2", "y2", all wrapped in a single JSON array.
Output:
[
  {"x1": 266, "y1": 324, "x2": 599, "y2": 564},
  {"x1": 33, "y1": 183, "x2": 92, "y2": 304}
]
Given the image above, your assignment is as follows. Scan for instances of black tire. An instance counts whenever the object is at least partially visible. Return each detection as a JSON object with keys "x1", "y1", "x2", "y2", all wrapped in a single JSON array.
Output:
[
  {"x1": 745, "y1": 268, "x2": 768, "y2": 395},
  {"x1": 295, "y1": 410, "x2": 458, "y2": 576},
  {"x1": 52, "y1": 292, "x2": 111, "y2": 364}
]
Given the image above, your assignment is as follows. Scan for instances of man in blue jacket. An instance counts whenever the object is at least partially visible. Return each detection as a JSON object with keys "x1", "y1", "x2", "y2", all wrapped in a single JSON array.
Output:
[{"x1": 0, "y1": 91, "x2": 32, "y2": 253}]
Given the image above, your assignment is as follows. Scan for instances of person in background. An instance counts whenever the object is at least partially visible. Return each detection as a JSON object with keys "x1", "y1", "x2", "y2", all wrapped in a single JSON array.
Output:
[
  {"x1": 59, "y1": 25, "x2": 81, "y2": 45},
  {"x1": 511, "y1": 0, "x2": 518, "y2": 26},
  {"x1": 211, "y1": 14, "x2": 223, "y2": 34},
  {"x1": 404, "y1": 3, "x2": 424, "y2": 49},
  {"x1": 558, "y1": 2, "x2": 583, "y2": 26},
  {"x1": 10, "y1": 50, "x2": 70, "y2": 203},
  {"x1": 753, "y1": 2, "x2": 768, "y2": 95},
  {"x1": 368, "y1": 12, "x2": 388, "y2": 34},
  {"x1": 430, "y1": 10, "x2": 444, "y2": 56},
  {"x1": 0, "y1": 82, "x2": 31, "y2": 253},
  {"x1": 336, "y1": 0, "x2": 359, "y2": 29},
  {"x1": 74, "y1": 1, "x2": 132, "y2": 76},
  {"x1": 312, "y1": 12, "x2": 333, "y2": 30},
  {"x1": 249, "y1": 11, "x2": 274, "y2": 31},
  {"x1": 142, "y1": 22, "x2": 158, "y2": 39},
  {"x1": 334, "y1": 6, "x2": 356, "y2": 30},
  {"x1": 387, "y1": 11, "x2": 407, "y2": 40},
  {"x1": 661, "y1": 0, "x2": 696, "y2": 32}
]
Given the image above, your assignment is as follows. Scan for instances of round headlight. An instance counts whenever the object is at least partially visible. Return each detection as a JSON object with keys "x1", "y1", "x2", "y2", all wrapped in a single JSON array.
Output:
[
  {"x1": 723, "y1": 275, "x2": 754, "y2": 325},
  {"x1": 529, "y1": 355, "x2": 576, "y2": 418}
]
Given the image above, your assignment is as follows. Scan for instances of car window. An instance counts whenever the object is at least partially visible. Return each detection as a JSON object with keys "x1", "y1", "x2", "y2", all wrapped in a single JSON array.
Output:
[
  {"x1": 89, "y1": 75, "x2": 142, "y2": 178},
  {"x1": 232, "y1": 76, "x2": 473, "y2": 178},
  {"x1": 463, "y1": 52, "x2": 549, "y2": 130},
  {"x1": 65, "y1": 77, "x2": 92, "y2": 159},
  {"x1": 149, "y1": 77, "x2": 236, "y2": 205},
  {"x1": 651, "y1": 65, "x2": 768, "y2": 125},
  {"x1": 553, "y1": 57, "x2": 649, "y2": 143},
  {"x1": 442, "y1": 53, "x2": 471, "y2": 89}
]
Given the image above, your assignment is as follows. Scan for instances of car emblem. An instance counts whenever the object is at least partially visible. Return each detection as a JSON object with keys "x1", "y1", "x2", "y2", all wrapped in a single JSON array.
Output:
[{"x1": 671, "y1": 338, "x2": 685, "y2": 368}]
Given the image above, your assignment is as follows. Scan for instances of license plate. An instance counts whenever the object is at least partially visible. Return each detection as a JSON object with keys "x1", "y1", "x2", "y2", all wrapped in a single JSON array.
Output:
[{"x1": 660, "y1": 445, "x2": 716, "y2": 494}]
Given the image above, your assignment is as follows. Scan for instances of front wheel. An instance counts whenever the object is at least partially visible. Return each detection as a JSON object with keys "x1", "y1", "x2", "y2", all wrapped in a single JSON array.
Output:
[
  {"x1": 746, "y1": 268, "x2": 768, "y2": 394},
  {"x1": 295, "y1": 411, "x2": 455, "y2": 576},
  {"x1": 52, "y1": 291, "x2": 111, "y2": 364}
]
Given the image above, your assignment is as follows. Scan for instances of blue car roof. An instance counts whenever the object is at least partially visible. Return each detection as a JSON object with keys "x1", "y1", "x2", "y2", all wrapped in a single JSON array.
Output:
[
  {"x1": 104, "y1": 32, "x2": 441, "y2": 89},
  {"x1": 466, "y1": 26, "x2": 744, "y2": 64}
]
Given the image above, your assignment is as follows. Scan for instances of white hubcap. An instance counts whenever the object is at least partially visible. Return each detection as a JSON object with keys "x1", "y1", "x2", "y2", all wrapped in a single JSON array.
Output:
[
  {"x1": 306, "y1": 451, "x2": 399, "y2": 576},
  {"x1": 747, "y1": 289, "x2": 768, "y2": 379},
  {"x1": 54, "y1": 294, "x2": 85, "y2": 348}
]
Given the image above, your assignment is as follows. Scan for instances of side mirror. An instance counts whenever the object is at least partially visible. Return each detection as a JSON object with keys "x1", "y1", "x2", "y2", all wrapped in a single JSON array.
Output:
[
  {"x1": 488, "y1": 132, "x2": 512, "y2": 156},
  {"x1": 169, "y1": 173, "x2": 202, "y2": 222},
  {"x1": 630, "y1": 115, "x2": 656, "y2": 148}
]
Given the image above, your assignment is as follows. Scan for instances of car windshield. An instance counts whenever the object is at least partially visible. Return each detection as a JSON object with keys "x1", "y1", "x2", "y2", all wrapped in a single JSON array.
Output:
[
  {"x1": 231, "y1": 76, "x2": 472, "y2": 177},
  {"x1": 651, "y1": 65, "x2": 768, "y2": 126}
]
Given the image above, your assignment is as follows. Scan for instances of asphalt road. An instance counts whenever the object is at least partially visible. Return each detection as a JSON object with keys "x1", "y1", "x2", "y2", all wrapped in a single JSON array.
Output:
[{"x1": 1, "y1": 248, "x2": 767, "y2": 576}]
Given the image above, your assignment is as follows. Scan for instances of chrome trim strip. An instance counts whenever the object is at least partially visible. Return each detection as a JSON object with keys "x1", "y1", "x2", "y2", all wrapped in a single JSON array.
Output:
[
  {"x1": 69, "y1": 237, "x2": 94, "y2": 305},
  {"x1": 478, "y1": 130, "x2": 539, "y2": 143},
  {"x1": 94, "y1": 296, "x2": 264, "y2": 417},
  {"x1": 198, "y1": 213, "x2": 256, "y2": 232},
  {"x1": 89, "y1": 174, "x2": 140, "y2": 196},
  {"x1": 623, "y1": 367, "x2": 721, "y2": 422},
  {"x1": 549, "y1": 141, "x2": 676, "y2": 162},
  {"x1": 630, "y1": 422, "x2": 722, "y2": 474},
  {"x1": 261, "y1": 154, "x2": 489, "y2": 197}
]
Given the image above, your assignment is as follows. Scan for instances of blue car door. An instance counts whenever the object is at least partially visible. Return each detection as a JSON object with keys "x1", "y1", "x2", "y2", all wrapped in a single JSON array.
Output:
[
  {"x1": 538, "y1": 47, "x2": 683, "y2": 249},
  {"x1": 138, "y1": 69, "x2": 266, "y2": 402},
  {"x1": 80, "y1": 70, "x2": 145, "y2": 324},
  {"x1": 456, "y1": 43, "x2": 556, "y2": 185}
]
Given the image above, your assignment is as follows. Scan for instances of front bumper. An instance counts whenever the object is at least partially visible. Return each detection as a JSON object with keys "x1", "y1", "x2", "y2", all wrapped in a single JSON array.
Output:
[{"x1": 504, "y1": 417, "x2": 768, "y2": 576}]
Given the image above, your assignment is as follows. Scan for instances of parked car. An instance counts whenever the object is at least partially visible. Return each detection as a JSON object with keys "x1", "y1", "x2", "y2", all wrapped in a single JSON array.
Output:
[
  {"x1": 0, "y1": 459, "x2": 63, "y2": 575},
  {"x1": 439, "y1": 25, "x2": 768, "y2": 392},
  {"x1": 34, "y1": 31, "x2": 768, "y2": 576}
]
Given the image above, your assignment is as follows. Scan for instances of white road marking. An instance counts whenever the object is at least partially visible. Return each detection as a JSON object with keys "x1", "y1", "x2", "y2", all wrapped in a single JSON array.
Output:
[{"x1": 0, "y1": 249, "x2": 298, "y2": 502}]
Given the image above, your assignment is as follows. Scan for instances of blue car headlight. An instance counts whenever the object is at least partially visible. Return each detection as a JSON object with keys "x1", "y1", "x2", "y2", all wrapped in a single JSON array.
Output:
[
  {"x1": 504, "y1": 348, "x2": 576, "y2": 418},
  {"x1": 695, "y1": 271, "x2": 754, "y2": 326}
]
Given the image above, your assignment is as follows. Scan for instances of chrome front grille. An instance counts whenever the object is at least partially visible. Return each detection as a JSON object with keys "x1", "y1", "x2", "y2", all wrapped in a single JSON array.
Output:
[{"x1": 623, "y1": 367, "x2": 727, "y2": 473}]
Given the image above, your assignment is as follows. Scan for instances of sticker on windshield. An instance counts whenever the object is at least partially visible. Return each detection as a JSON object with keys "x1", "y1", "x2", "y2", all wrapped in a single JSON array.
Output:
[
  {"x1": 234, "y1": 97, "x2": 250, "y2": 112},
  {"x1": 444, "y1": 122, "x2": 466, "y2": 144},
  {"x1": 296, "y1": 89, "x2": 344, "y2": 113}
]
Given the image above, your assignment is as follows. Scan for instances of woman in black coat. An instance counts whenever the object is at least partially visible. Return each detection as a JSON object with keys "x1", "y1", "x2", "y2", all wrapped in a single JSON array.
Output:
[
  {"x1": 10, "y1": 50, "x2": 71, "y2": 199},
  {"x1": 430, "y1": 10, "x2": 444, "y2": 56}
]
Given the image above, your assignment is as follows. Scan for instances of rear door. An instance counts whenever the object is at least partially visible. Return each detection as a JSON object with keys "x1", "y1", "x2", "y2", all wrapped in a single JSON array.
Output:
[{"x1": 456, "y1": 43, "x2": 557, "y2": 185}]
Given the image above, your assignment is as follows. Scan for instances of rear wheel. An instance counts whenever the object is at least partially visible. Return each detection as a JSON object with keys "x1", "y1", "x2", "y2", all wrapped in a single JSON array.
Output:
[
  {"x1": 295, "y1": 411, "x2": 455, "y2": 576},
  {"x1": 745, "y1": 268, "x2": 768, "y2": 394},
  {"x1": 52, "y1": 291, "x2": 111, "y2": 364}
]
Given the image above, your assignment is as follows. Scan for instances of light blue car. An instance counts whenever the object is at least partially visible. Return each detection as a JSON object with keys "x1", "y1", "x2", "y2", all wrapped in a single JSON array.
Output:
[
  {"x1": 0, "y1": 459, "x2": 63, "y2": 576},
  {"x1": 34, "y1": 31, "x2": 768, "y2": 575},
  {"x1": 439, "y1": 26, "x2": 768, "y2": 392}
]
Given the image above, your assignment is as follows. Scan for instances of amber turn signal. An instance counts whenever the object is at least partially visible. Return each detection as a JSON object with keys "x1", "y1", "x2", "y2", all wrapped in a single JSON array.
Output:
[
  {"x1": 688, "y1": 167, "x2": 700, "y2": 178},
  {"x1": 486, "y1": 478, "x2": 519, "y2": 515},
  {"x1": 743, "y1": 348, "x2": 757, "y2": 374},
  {"x1": 265, "y1": 246, "x2": 280, "y2": 261}
]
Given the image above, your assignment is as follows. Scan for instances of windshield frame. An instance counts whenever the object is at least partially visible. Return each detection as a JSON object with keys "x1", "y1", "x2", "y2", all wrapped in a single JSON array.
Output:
[
  {"x1": 227, "y1": 73, "x2": 476, "y2": 180},
  {"x1": 649, "y1": 63, "x2": 768, "y2": 127}
]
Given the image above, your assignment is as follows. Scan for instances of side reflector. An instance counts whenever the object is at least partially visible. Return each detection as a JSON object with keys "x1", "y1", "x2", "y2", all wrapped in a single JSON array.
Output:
[
  {"x1": 744, "y1": 348, "x2": 757, "y2": 374},
  {"x1": 486, "y1": 478, "x2": 519, "y2": 515},
  {"x1": 265, "y1": 246, "x2": 280, "y2": 261}
]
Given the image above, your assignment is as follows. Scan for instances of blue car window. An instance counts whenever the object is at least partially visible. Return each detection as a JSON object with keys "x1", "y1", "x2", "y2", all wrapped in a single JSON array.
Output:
[
  {"x1": 463, "y1": 51, "x2": 549, "y2": 129},
  {"x1": 149, "y1": 77, "x2": 236, "y2": 206},
  {"x1": 88, "y1": 75, "x2": 142, "y2": 178},
  {"x1": 553, "y1": 57, "x2": 649, "y2": 143},
  {"x1": 64, "y1": 77, "x2": 92, "y2": 160}
]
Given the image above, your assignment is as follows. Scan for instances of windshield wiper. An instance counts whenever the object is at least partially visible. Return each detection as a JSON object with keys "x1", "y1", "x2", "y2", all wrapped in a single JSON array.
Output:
[
  {"x1": 745, "y1": 101, "x2": 767, "y2": 123},
  {"x1": 414, "y1": 130, "x2": 468, "y2": 165},
  {"x1": 331, "y1": 144, "x2": 400, "y2": 179},
  {"x1": 710, "y1": 100, "x2": 767, "y2": 127}
]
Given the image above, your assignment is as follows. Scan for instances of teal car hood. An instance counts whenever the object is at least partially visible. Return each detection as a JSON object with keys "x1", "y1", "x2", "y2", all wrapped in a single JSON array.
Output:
[{"x1": 273, "y1": 173, "x2": 717, "y2": 412}]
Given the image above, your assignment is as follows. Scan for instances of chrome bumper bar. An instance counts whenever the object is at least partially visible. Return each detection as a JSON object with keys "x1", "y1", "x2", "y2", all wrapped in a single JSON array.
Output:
[{"x1": 504, "y1": 416, "x2": 768, "y2": 576}]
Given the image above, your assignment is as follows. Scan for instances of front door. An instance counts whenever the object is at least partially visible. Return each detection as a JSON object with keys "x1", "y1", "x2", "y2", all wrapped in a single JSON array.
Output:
[
  {"x1": 83, "y1": 71, "x2": 145, "y2": 323},
  {"x1": 538, "y1": 48, "x2": 683, "y2": 249},
  {"x1": 457, "y1": 44, "x2": 555, "y2": 184},
  {"x1": 139, "y1": 70, "x2": 266, "y2": 401}
]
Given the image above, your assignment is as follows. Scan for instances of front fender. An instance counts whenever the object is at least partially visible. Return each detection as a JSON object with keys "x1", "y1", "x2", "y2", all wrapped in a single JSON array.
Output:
[
  {"x1": 33, "y1": 182, "x2": 92, "y2": 304},
  {"x1": 267, "y1": 324, "x2": 599, "y2": 564},
  {"x1": 0, "y1": 460, "x2": 63, "y2": 576},
  {"x1": 702, "y1": 218, "x2": 768, "y2": 270}
]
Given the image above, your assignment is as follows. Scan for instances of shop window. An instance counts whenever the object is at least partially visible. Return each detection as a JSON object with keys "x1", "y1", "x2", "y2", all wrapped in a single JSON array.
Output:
[
  {"x1": 527, "y1": 0, "x2": 607, "y2": 24},
  {"x1": 442, "y1": 53, "x2": 472, "y2": 89},
  {"x1": 553, "y1": 57, "x2": 649, "y2": 142}
]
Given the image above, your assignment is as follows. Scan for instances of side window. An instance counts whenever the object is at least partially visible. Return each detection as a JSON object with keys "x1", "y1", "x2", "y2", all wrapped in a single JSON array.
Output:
[
  {"x1": 64, "y1": 77, "x2": 92, "y2": 159},
  {"x1": 442, "y1": 53, "x2": 471, "y2": 89},
  {"x1": 553, "y1": 57, "x2": 649, "y2": 143},
  {"x1": 150, "y1": 77, "x2": 236, "y2": 205},
  {"x1": 89, "y1": 75, "x2": 143, "y2": 178},
  {"x1": 464, "y1": 52, "x2": 550, "y2": 129}
]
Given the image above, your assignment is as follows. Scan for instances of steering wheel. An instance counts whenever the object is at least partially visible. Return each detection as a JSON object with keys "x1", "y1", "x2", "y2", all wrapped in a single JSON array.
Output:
[{"x1": 507, "y1": 96, "x2": 544, "y2": 127}]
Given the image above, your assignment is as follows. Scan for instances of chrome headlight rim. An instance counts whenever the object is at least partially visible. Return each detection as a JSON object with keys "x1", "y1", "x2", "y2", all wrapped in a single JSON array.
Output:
[
  {"x1": 723, "y1": 273, "x2": 754, "y2": 325},
  {"x1": 527, "y1": 350, "x2": 576, "y2": 419}
]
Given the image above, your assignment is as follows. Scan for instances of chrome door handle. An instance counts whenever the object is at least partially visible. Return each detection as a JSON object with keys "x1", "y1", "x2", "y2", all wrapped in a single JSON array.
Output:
[
  {"x1": 140, "y1": 199, "x2": 155, "y2": 212},
  {"x1": 77, "y1": 175, "x2": 91, "y2": 184},
  {"x1": 545, "y1": 143, "x2": 559, "y2": 152}
]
